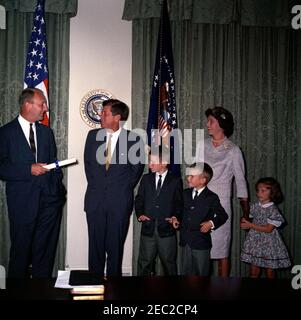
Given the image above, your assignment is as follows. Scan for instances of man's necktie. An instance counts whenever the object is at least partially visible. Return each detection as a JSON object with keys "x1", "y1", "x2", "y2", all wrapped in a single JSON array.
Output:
[
  {"x1": 193, "y1": 189, "x2": 198, "y2": 199},
  {"x1": 105, "y1": 134, "x2": 112, "y2": 171},
  {"x1": 156, "y1": 175, "x2": 162, "y2": 196},
  {"x1": 29, "y1": 123, "x2": 36, "y2": 157}
]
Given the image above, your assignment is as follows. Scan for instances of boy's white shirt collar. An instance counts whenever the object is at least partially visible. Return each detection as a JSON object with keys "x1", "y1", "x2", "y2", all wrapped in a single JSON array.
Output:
[{"x1": 193, "y1": 186, "x2": 206, "y2": 198}]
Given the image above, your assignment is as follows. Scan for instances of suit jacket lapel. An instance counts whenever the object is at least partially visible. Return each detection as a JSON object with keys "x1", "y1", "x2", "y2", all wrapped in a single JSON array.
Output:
[
  {"x1": 35, "y1": 122, "x2": 42, "y2": 161},
  {"x1": 112, "y1": 128, "x2": 127, "y2": 164},
  {"x1": 159, "y1": 171, "x2": 172, "y2": 193},
  {"x1": 150, "y1": 173, "x2": 157, "y2": 198}
]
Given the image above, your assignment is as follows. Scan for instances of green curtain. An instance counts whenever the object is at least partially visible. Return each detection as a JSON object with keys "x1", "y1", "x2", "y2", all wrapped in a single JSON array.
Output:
[
  {"x1": 0, "y1": 1, "x2": 77, "y2": 276},
  {"x1": 0, "y1": 0, "x2": 77, "y2": 14},
  {"x1": 123, "y1": 0, "x2": 296, "y2": 26},
  {"x1": 124, "y1": 0, "x2": 301, "y2": 277}
]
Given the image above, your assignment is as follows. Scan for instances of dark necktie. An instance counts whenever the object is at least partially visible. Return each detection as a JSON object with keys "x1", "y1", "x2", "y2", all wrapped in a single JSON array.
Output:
[
  {"x1": 193, "y1": 189, "x2": 198, "y2": 200},
  {"x1": 156, "y1": 175, "x2": 162, "y2": 196},
  {"x1": 29, "y1": 123, "x2": 36, "y2": 157}
]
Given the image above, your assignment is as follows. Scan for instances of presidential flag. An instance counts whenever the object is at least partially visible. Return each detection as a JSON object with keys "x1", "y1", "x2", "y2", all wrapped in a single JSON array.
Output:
[
  {"x1": 24, "y1": 0, "x2": 49, "y2": 126},
  {"x1": 147, "y1": 0, "x2": 180, "y2": 175}
]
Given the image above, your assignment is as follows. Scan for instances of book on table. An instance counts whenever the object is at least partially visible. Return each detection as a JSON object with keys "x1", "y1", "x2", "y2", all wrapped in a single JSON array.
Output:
[{"x1": 69, "y1": 270, "x2": 105, "y2": 295}]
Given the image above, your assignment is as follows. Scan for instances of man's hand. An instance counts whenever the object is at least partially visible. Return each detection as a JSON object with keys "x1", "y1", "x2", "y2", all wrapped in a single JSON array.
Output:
[
  {"x1": 31, "y1": 163, "x2": 49, "y2": 176},
  {"x1": 137, "y1": 215, "x2": 151, "y2": 222}
]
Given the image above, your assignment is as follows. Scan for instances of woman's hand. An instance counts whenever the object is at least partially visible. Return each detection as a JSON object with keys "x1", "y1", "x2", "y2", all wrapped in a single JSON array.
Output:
[{"x1": 240, "y1": 217, "x2": 252, "y2": 230}]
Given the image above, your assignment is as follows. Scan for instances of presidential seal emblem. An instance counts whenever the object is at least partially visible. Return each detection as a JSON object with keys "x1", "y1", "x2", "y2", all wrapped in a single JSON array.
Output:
[{"x1": 80, "y1": 89, "x2": 114, "y2": 128}]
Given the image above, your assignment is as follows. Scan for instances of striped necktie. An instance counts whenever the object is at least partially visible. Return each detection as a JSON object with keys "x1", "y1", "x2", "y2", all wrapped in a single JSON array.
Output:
[
  {"x1": 29, "y1": 123, "x2": 36, "y2": 157},
  {"x1": 105, "y1": 134, "x2": 112, "y2": 171}
]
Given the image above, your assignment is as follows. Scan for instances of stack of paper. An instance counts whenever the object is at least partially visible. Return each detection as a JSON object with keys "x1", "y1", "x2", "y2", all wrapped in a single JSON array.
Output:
[{"x1": 71, "y1": 285, "x2": 104, "y2": 295}]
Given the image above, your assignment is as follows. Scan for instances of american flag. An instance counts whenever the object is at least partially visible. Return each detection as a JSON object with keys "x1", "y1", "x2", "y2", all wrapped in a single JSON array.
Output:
[
  {"x1": 147, "y1": 0, "x2": 180, "y2": 175},
  {"x1": 24, "y1": 0, "x2": 49, "y2": 126}
]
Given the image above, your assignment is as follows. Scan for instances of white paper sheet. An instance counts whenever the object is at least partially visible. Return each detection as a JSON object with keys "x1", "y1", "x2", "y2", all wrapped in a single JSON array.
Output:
[{"x1": 54, "y1": 270, "x2": 72, "y2": 289}]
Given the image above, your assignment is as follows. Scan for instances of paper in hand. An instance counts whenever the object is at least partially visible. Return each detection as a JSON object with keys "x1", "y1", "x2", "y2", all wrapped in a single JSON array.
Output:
[{"x1": 43, "y1": 158, "x2": 77, "y2": 170}]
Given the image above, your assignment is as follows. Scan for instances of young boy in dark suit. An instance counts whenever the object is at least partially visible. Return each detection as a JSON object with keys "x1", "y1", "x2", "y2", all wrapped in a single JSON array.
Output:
[
  {"x1": 173, "y1": 162, "x2": 228, "y2": 276},
  {"x1": 135, "y1": 148, "x2": 183, "y2": 275}
]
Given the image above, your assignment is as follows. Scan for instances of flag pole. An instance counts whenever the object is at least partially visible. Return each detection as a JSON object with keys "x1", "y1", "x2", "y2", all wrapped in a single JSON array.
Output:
[
  {"x1": 147, "y1": 0, "x2": 180, "y2": 175},
  {"x1": 157, "y1": 1, "x2": 164, "y2": 145}
]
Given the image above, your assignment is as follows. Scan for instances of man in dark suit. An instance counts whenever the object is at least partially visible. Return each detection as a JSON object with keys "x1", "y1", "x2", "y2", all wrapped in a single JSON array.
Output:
[
  {"x1": 84, "y1": 99, "x2": 144, "y2": 276},
  {"x1": 135, "y1": 148, "x2": 183, "y2": 276},
  {"x1": 0, "y1": 88, "x2": 65, "y2": 278},
  {"x1": 178, "y1": 162, "x2": 228, "y2": 276}
]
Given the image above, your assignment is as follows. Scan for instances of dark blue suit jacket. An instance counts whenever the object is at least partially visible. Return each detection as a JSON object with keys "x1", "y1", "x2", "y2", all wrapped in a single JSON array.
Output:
[
  {"x1": 0, "y1": 117, "x2": 64, "y2": 221},
  {"x1": 0, "y1": 116, "x2": 65, "y2": 278},
  {"x1": 84, "y1": 128, "x2": 144, "y2": 216},
  {"x1": 180, "y1": 187, "x2": 228, "y2": 250},
  {"x1": 135, "y1": 172, "x2": 183, "y2": 237}
]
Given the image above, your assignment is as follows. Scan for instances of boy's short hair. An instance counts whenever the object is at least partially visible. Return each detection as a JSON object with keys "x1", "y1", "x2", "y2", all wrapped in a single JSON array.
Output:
[{"x1": 186, "y1": 162, "x2": 213, "y2": 183}]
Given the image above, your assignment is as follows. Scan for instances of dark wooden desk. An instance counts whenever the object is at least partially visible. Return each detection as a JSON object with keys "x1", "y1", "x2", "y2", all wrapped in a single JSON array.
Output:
[
  {"x1": 0, "y1": 276, "x2": 300, "y2": 300},
  {"x1": 0, "y1": 277, "x2": 300, "y2": 319}
]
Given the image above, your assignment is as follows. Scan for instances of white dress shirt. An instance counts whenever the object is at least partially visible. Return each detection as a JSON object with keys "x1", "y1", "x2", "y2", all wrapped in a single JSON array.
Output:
[
  {"x1": 106, "y1": 127, "x2": 122, "y2": 156},
  {"x1": 155, "y1": 169, "x2": 168, "y2": 189}
]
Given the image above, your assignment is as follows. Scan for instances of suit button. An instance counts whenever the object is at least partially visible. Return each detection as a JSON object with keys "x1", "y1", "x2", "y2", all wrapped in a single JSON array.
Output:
[
  {"x1": 190, "y1": 206, "x2": 195, "y2": 210},
  {"x1": 155, "y1": 205, "x2": 159, "y2": 208}
]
